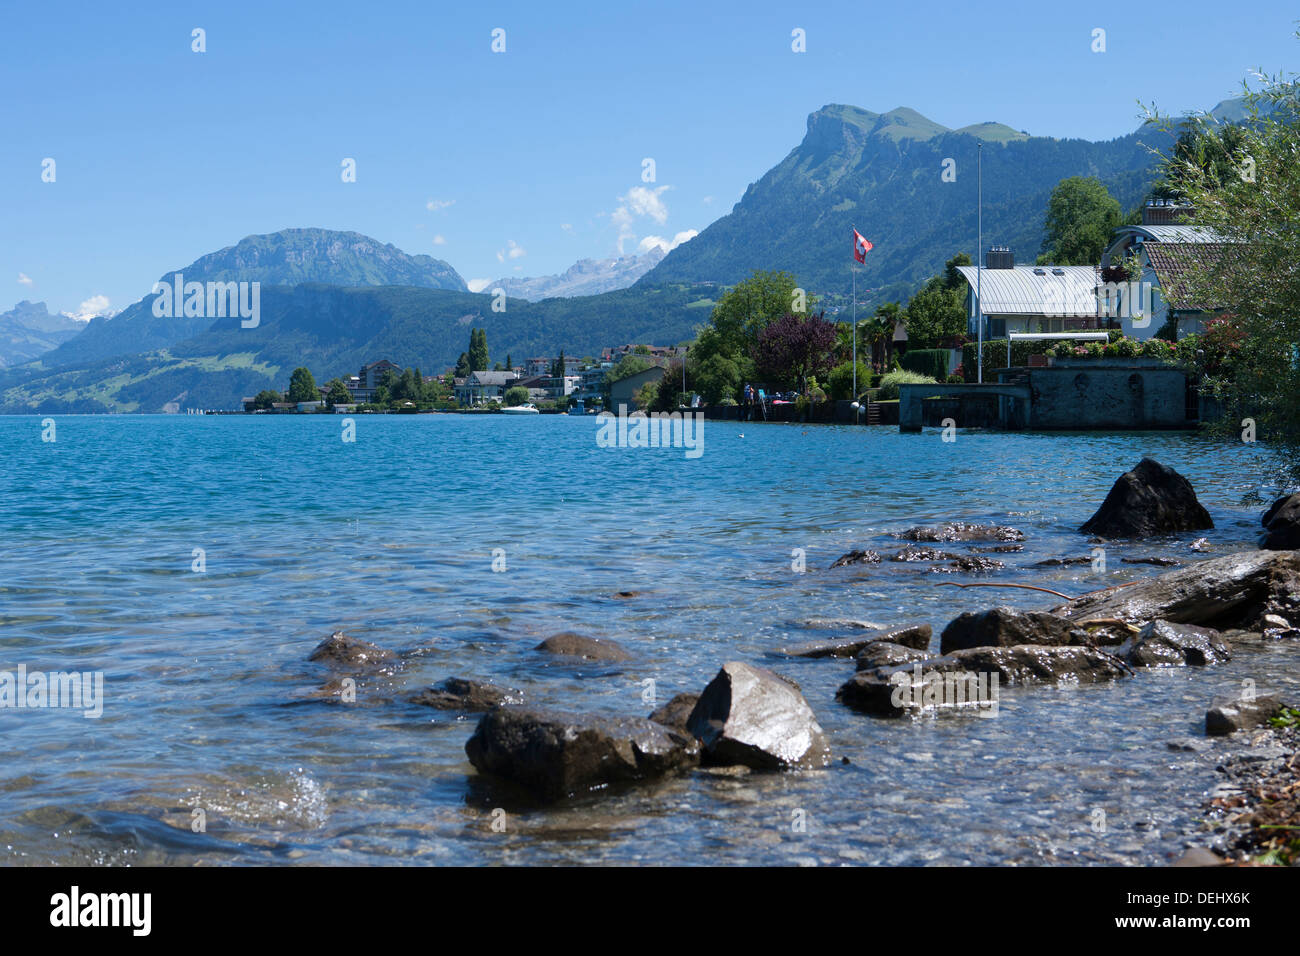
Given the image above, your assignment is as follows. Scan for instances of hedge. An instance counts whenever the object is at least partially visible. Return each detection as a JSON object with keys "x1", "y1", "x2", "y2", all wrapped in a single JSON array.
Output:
[{"x1": 900, "y1": 348, "x2": 952, "y2": 380}]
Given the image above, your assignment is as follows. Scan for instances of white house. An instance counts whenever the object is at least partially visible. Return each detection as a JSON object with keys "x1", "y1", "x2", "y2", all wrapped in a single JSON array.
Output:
[{"x1": 956, "y1": 248, "x2": 1103, "y2": 339}]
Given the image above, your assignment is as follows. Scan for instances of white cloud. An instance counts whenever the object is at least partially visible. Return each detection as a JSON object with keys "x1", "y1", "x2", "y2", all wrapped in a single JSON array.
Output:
[
  {"x1": 426, "y1": 199, "x2": 455, "y2": 212},
  {"x1": 496, "y1": 239, "x2": 525, "y2": 263},
  {"x1": 637, "y1": 230, "x2": 698, "y2": 255},
  {"x1": 467, "y1": 278, "x2": 492, "y2": 293},
  {"x1": 560, "y1": 223, "x2": 573, "y2": 232},
  {"x1": 17, "y1": 272, "x2": 33, "y2": 286},
  {"x1": 702, "y1": 196, "x2": 715, "y2": 205},
  {"x1": 611, "y1": 184, "x2": 672, "y2": 253},
  {"x1": 432, "y1": 234, "x2": 447, "y2": 245}
]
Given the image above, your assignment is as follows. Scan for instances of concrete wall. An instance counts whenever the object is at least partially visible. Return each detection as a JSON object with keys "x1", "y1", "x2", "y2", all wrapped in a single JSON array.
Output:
[{"x1": 1014, "y1": 365, "x2": 1192, "y2": 429}]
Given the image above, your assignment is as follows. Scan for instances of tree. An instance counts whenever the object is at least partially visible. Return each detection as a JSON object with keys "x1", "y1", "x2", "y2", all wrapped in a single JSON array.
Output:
[
  {"x1": 324, "y1": 378, "x2": 351, "y2": 407},
  {"x1": 505, "y1": 353, "x2": 512, "y2": 371},
  {"x1": 551, "y1": 349, "x2": 566, "y2": 378},
  {"x1": 753, "y1": 312, "x2": 838, "y2": 392},
  {"x1": 467, "y1": 328, "x2": 489, "y2": 372},
  {"x1": 692, "y1": 352, "x2": 744, "y2": 405},
  {"x1": 454, "y1": 352, "x2": 470, "y2": 378},
  {"x1": 504, "y1": 385, "x2": 530, "y2": 407},
  {"x1": 287, "y1": 367, "x2": 320, "y2": 403},
  {"x1": 903, "y1": 253, "x2": 970, "y2": 348},
  {"x1": 1037, "y1": 176, "x2": 1123, "y2": 265},
  {"x1": 252, "y1": 389, "x2": 281, "y2": 410},
  {"x1": 1148, "y1": 54, "x2": 1300, "y2": 450}
]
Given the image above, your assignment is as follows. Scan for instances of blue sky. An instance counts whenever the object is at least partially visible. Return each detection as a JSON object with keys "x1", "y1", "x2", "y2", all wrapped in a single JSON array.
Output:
[{"x1": 3, "y1": 0, "x2": 1296, "y2": 317}]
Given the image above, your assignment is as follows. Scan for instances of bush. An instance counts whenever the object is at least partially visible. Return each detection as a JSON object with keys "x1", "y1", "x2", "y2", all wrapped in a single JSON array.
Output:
[
  {"x1": 503, "y1": 386, "x2": 530, "y2": 406},
  {"x1": 899, "y1": 348, "x2": 952, "y2": 380},
  {"x1": 878, "y1": 370, "x2": 939, "y2": 400},
  {"x1": 718, "y1": 397, "x2": 738, "y2": 406}
]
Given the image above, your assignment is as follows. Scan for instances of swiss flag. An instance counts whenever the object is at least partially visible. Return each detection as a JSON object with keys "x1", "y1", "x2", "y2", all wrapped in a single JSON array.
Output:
[{"x1": 853, "y1": 228, "x2": 873, "y2": 263}]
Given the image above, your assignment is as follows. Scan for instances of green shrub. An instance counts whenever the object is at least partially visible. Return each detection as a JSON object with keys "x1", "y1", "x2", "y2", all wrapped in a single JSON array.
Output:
[
  {"x1": 826, "y1": 361, "x2": 872, "y2": 400},
  {"x1": 878, "y1": 370, "x2": 939, "y2": 400},
  {"x1": 899, "y1": 348, "x2": 951, "y2": 380}
]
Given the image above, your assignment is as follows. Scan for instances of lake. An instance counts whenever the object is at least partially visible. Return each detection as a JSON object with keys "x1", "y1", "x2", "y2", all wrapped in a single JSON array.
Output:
[{"x1": 1, "y1": 413, "x2": 1291, "y2": 865}]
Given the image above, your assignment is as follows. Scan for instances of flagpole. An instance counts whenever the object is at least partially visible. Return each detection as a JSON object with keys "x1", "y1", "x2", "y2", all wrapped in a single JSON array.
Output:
[{"x1": 977, "y1": 143, "x2": 983, "y2": 384}]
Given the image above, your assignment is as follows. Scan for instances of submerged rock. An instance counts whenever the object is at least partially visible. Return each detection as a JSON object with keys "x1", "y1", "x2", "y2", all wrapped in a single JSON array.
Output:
[
  {"x1": 896, "y1": 523, "x2": 1025, "y2": 543},
  {"x1": 410, "y1": 677, "x2": 521, "y2": 712},
  {"x1": 939, "y1": 607, "x2": 1087, "y2": 654},
  {"x1": 647, "y1": 693, "x2": 700, "y2": 735},
  {"x1": 1126, "y1": 620, "x2": 1230, "y2": 667},
  {"x1": 931, "y1": 555, "x2": 1004, "y2": 573},
  {"x1": 1054, "y1": 550, "x2": 1300, "y2": 632},
  {"x1": 891, "y1": 546, "x2": 961, "y2": 562},
  {"x1": 839, "y1": 645, "x2": 1129, "y2": 717},
  {"x1": 464, "y1": 706, "x2": 699, "y2": 801},
  {"x1": 776, "y1": 623, "x2": 931, "y2": 659},
  {"x1": 534, "y1": 632, "x2": 632, "y2": 662},
  {"x1": 1034, "y1": 556, "x2": 1092, "y2": 566},
  {"x1": 1260, "y1": 493, "x2": 1300, "y2": 550},
  {"x1": 307, "y1": 631, "x2": 394, "y2": 668},
  {"x1": 1122, "y1": 556, "x2": 1182, "y2": 567},
  {"x1": 795, "y1": 618, "x2": 885, "y2": 631},
  {"x1": 1205, "y1": 693, "x2": 1285, "y2": 736},
  {"x1": 686, "y1": 662, "x2": 830, "y2": 770},
  {"x1": 829, "y1": 549, "x2": 881, "y2": 568},
  {"x1": 1079, "y1": 458, "x2": 1213, "y2": 538},
  {"x1": 854, "y1": 641, "x2": 931, "y2": 670}
]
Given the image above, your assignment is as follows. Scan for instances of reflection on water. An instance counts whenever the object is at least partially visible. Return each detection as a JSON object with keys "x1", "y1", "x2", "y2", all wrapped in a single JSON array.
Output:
[{"x1": 0, "y1": 414, "x2": 1289, "y2": 864}]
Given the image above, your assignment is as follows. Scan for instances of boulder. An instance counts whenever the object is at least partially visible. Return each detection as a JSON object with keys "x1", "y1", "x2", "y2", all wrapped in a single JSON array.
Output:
[
  {"x1": 1054, "y1": 550, "x2": 1300, "y2": 632},
  {"x1": 307, "y1": 631, "x2": 394, "y2": 668},
  {"x1": 686, "y1": 662, "x2": 830, "y2": 770},
  {"x1": 1126, "y1": 620, "x2": 1230, "y2": 667},
  {"x1": 838, "y1": 645, "x2": 1129, "y2": 718},
  {"x1": 891, "y1": 546, "x2": 961, "y2": 562},
  {"x1": 896, "y1": 523, "x2": 1025, "y2": 543},
  {"x1": 410, "y1": 677, "x2": 520, "y2": 712},
  {"x1": 855, "y1": 641, "x2": 931, "y2": 671},
  {"x1": 1205, "y1": 693, "x2": 1285, "y2": 736},
  {"x1": 939, "y1": 606, "x2": 1088, "y2": 654},
  {"x1": 1260, "y1": 492, "x2": 1300, "y2": 550},
  {"x1": 776, "y1": 623, "x2": 931, "y2": 659},
  {"x1": 647, "y1": 693, "x2": 700, "y2": 735},
  {"x1": 829, "y1": 549, "x2": 881, "y2": 568},
  {"x1": 932, "y1": 556, "x2": 1004, "y2": 573},
  {"x1": 534, "y1": 632, "x2": 632, "y2": 662},
  {"x1": 464, "y1": 706, "x2": 698, "y2": 801},
  {"x1": 1079, "y1": 458, "x2": 1213, "y2": 538}
]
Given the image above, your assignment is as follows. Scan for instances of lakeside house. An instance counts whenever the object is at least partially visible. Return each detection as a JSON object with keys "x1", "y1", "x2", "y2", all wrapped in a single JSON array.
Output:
[
  {"x1": 347, "y1": 359, "x2": 402, "y2": 403},
  {"x1": 956, "y1": 248, "x2": 1103, "y2": 338},
  {"x1": 1099, "y1": 200, "x2": 1227, "y2": 340},
  {"x1": 608, "y1": 364, "x2": 668, "y2": 408},
  {"x1": 456, "y1": 369, "x2": 521, "y2": 406}
]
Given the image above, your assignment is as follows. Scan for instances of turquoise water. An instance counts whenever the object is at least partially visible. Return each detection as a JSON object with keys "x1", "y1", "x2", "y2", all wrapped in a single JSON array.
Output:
[{"x1": 1, "y1": 414, "x2": 1293, "y2": 865}]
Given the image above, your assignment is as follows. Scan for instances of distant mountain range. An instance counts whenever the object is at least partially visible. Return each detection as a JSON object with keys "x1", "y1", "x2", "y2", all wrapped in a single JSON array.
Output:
[
  {"x1": 3, "y1": 97, "x2": 1255, "y2": 412},
  {"x1": 489, "y1": 247, "x2": 665, "y2": 301},
  {"x1": 0, "y1": 301, "x2": 86, "y2": 367},
  {"x1": 639, "y1": 103, "x2": 1168, "y2": 302}
]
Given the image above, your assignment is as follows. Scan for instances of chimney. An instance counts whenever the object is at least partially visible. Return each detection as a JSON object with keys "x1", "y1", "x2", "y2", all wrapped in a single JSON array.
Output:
[
  {"x1": 985, "y1": 245, "x2": 1014, "y2": 269},
  {"x1": 1142, "y1": 198, "x2": 1194, "y2": 226}
]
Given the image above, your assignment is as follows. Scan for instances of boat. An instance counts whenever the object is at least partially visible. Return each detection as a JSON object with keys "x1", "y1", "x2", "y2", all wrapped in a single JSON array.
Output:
[
  {"x1": 567, "y1": 400, "x2": 585, "y2": 415},
  {"x1": 501, "y1": 402, "x2": 540, "y2": 415}
]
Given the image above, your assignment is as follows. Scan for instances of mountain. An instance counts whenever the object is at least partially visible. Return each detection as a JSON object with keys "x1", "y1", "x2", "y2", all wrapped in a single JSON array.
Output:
[
  {"x1": 639, "y1": 104, "x2": 1167, "y2": 303},
  {"x1": 490, "y1": 248, "x2": 665, "y2": 301},
  {"x1": 0, "y1": 282, "x2": 716, "y2": 413},
  {"x1": 0, "y1": 301, "x2": 85, "y2": 367},
  {"x1": 43, "y1": 228, "x2": 467, "y2": 367}
]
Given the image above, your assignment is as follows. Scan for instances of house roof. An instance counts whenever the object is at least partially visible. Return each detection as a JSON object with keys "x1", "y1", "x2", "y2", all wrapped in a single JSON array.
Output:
[
  {"x1": 956, "y1": 265, "x2": 1099, "y2": 317},
  {"x1": 1124, "y1": 224, "x2": 1224, "y2": 244},
  {"x1": 467, "y1": 370, "x2": 519, "y2": 386},
  {"x1": 1144, "y1": 243, "x2": 1232, "y2": 312}
]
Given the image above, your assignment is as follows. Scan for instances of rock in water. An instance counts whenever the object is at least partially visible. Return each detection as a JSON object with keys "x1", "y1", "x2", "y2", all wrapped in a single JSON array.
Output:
[
  {"x1": 939, "y1": 607, "x2": 1087, "y2": 653},
  {"x1": 829, "y1": 549, "x2": 881, "y2": 568},
  {"x1": 1079, "y1": 458, "x2": 1213, "y2": 538},
  {"x1": 1126, "y1": 620, "x2": 1231, "y2": 667},
  {"x1": 1055, "y1": 550, "x2": 1300, "y2": 632},
  {"x1": 308, "y1": 631, "x2": 394, "y2": 668},
  {"x1": 1260, "y1": 493, "x2": 1300, "y2": 550},
  {"x1": 1205, "y1": 693, "x2": 1284, "y2": 736},
  {"x1": 464, "y1": 707, "x2": 699, "y2": 801},
  {"x1": 534, "y1": 632, "x2": 632, "y2": 661},
  {"x1": 410, "y1": 677, "x2": 521, "y2": 711},
  {"x1": 854, "y1": 641, "x2": 931, "y2": 670},
  {"x1": 687, "y1": 662, "x2": 831, "y2": 770},
  {"x1": 776, "y1": 623, "x2": 932, "y2": 659},
  {"x1": 647, "y1": 693, "x2": 700, "y2": 735},
  {"x1": 897, "y1": 523, "x2": 1025, "y2": 543}
]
